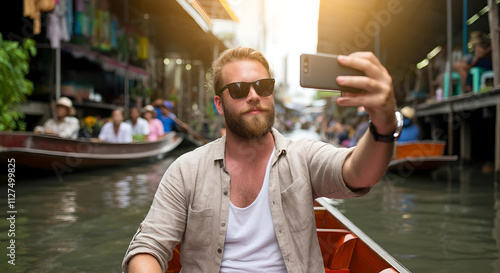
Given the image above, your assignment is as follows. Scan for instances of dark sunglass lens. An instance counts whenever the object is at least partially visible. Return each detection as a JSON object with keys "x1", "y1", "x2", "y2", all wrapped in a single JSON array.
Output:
[
  {"x1": 228, "y1": 82, "x2": 250, "y2": 99},
  {"x1": 255, "y1": 79, "x2": 274, "y2": 96}
]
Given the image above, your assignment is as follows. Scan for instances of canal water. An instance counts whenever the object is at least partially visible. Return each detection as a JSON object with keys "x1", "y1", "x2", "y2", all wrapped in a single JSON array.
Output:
[{"x1": 0, "y1": 129, "x2": 498, "y2": 273}]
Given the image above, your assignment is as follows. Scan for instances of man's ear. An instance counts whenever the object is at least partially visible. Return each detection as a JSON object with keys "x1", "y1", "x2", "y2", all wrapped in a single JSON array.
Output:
[{"x1": 214, "y1": 95, "x2": 224, "y2": 115}]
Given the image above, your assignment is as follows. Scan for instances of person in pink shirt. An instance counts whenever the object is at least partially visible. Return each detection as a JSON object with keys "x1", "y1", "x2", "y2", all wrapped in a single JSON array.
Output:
[{"x1": 143, "y1": 105, "x2": 165, "y2": 142}]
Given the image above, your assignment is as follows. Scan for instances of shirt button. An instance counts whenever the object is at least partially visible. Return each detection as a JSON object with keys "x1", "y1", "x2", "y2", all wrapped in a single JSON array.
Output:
[
  {"x1": 223, "y1": 190, "x2": 228, "y2": 196},
  {"x1": 217, "y1": 248, "x2": 222, "y2": 254},
  {"x1": 272, "y1": 201, "x2": 276, "y2": 205},
  {"x1": 221, "y1": 222, "x2": 226, "y2": 227}
]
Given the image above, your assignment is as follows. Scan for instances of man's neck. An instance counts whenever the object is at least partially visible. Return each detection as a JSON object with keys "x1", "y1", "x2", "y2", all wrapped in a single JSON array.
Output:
[
  {"x1": 224, "y1": 130, "x2": 275, "y2": 164},
  {"x1": 57, "y1": 116, "x2": 65, "y2": 124}
]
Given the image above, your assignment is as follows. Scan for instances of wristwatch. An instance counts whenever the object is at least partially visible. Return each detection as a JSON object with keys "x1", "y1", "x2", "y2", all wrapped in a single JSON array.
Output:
[{"x1": 369, "y1": 111, "x2": 404, "y2": 143}]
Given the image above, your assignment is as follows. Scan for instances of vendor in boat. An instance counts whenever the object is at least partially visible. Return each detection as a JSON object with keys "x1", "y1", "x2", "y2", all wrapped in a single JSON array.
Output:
[
  {"x1": 123, "y1": 47, "x2": 403, "y2": 273},
  {"x1": 142, "y1": 105, "x2": 165, "y2": 142},
  {"x1": 98, "y1": 108, "x2": 133, "y2": 143},
  {"x1": 398, "y1": 106, "x2": 420, "y2": 143},
  {"x1": 126, "y1": 107, "x2": 150, "y2": 141},
  {"x1": 33, "y1": 97, "x2": 80, "y2": 139}
]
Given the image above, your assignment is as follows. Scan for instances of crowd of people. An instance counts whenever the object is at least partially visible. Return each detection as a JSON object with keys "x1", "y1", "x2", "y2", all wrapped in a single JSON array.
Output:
[
  {"x1": 33, "y1": 96, "x2": 178, "y2": 143},
  {"x1": 322, "y1": 105, "x2": 420, "y2": 147}
]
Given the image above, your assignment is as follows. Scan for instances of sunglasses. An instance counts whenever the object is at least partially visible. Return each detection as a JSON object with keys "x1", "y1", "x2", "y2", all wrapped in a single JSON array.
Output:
[{"x1": 218, "y1": 78, "x2": 275, "y2": 100}]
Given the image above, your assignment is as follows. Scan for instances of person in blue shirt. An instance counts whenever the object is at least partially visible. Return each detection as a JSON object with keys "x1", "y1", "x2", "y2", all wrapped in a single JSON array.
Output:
[
  {"x1": 152, "y1": 99, "x2": 177, "y2": 133},
  {"x1": 398, "y1": 106, "x2": 420, "y2": 142}
]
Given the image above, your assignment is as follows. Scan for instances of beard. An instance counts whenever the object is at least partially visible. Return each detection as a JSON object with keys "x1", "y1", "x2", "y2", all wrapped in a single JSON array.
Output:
[{"x1": 222, "y1": 100, "x2": 275, "y2": 140}]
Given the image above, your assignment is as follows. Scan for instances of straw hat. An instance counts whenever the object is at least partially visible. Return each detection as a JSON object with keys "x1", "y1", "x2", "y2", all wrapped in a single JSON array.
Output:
[
  {"x1": 143, "y1": 105, "x2": 155, "y2": 113},
  {"x1": 56, "y1": 97, "x2": 76, "y2": 116},
  {"x1": 401, "y1": 106, "x2": 415, "y2": 120},
  {"x1": 143, "y1": 105, "x2": 157, "y2": 117}
]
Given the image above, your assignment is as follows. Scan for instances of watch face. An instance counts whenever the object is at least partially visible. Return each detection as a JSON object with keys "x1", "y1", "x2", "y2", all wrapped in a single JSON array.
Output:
[{"x1": 394, "y1": 111, "x2": 404, "y2": 138}]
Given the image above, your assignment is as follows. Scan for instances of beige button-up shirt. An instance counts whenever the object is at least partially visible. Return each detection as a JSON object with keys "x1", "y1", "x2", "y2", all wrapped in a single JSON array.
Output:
[
  {"x1": 43, "y1": 116, "x2": 80, "y2": 139},
  {"x1": 122, "y1": 128, "x2": 368, "y2": 273}
]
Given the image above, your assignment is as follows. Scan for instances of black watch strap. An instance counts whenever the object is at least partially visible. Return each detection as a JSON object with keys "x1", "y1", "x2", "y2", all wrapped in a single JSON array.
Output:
[
  {"x1": 369, "y1": 111, "x2": 404, "y2": 143},
  {"x1": 369, "y1": 120, "x2": 395, "y2": 143}
]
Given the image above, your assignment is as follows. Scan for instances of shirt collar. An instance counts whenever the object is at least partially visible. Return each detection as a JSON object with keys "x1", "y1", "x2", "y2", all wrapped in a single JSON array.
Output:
[{"x1": 213, "y1": 128, "x2": 289, "y2": 165}]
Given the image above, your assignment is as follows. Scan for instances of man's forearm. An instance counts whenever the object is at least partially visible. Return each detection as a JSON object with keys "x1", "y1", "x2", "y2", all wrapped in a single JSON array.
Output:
[
  {"x1": 342, "y1": 130, "x2": 394, "y2": 189},
  {"x1": 128, "y1": 253, "x2": 162, "y2": 273}
]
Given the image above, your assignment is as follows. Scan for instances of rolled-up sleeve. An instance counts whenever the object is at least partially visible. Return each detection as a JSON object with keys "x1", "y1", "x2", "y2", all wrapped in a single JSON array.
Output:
[
  {"x1": 304, "y1": 140, "x2": 370, "y2": 199},
  {"x1": 122, "y1": 163, "x2": 187, "y2": 273}
]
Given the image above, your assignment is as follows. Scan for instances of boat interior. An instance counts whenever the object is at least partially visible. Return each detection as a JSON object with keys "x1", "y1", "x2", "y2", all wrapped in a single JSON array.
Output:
[{"x1": 165, "y1": 200, "x2": 404, "y2": 273}]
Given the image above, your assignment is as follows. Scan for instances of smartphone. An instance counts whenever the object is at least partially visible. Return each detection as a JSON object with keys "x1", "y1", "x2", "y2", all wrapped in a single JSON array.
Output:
[{"x1": 300, "y1": 53, "x2": 365, "y2": 93}]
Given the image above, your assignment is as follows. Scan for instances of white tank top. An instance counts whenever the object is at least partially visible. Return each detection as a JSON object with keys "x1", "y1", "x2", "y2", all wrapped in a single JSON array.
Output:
[{"x1": 220, "y1": 148, "x2": 287, "y2": 273}]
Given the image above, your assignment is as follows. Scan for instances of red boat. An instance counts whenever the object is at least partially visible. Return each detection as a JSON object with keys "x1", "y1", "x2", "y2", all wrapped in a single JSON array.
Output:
[
  {"x1": 388, "y1": 141, "x2": 458, "y2": 173},
  {"x1": 165, "y1": 198, "x2": 410, "y2": 273},
  {"x1": 0, "y1": 131, "x2": 183, "y2": 172}
]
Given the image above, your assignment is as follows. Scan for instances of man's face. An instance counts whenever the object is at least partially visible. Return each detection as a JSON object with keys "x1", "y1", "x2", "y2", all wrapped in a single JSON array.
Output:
[
  {"x1": 215, "y1": 60, "x2": 275, "y2": 140},
  {"x1": 56, "y1": 105, "x2": 68, "y2": 118},
  {"x1": 130, "y1": 108, "x2": 140, "y2": 120},
  {"x1": 112, "y1": 110, "x2": 124, "y2": 125}
]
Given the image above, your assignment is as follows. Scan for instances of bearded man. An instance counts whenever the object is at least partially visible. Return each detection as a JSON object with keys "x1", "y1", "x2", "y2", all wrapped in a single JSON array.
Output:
[{"x1": 123, "y1": 47, "x2": 401, "y2": 273}]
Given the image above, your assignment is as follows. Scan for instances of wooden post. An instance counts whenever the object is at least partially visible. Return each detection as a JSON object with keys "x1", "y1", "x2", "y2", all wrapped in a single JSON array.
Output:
[
  {"x1": 448, "y1": 105, "x2": 454, "y2": 156},
  {"x1": 488, "y1": 0, "x2": 500, "y2": 87},
  {"x1": 460, "y1": 117, "x2": 471, "y2": 161},
  {"x1": 446, "y1": 0, "x2": 453, "y2": 99},
  {"x1": 496, "y1": 99, "x2": 500, "y2": 176},
  {"x1": 55, "y1": 46, "x2": 61, "y2": 100}
]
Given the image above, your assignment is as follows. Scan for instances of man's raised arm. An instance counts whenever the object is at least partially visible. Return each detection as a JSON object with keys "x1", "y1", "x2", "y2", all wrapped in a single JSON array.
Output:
[{"x1": 334, "y1": 52, "x2": 398, "y2": 189}]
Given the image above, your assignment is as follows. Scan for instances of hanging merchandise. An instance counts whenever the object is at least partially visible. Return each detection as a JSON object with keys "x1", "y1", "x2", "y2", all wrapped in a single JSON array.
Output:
[
  {"x1": 98, "y1": 5, "x2": 112, "y2": 51},
  {"x1": 65, "y1": 0, "x2": 73, "y2": 38},
  {"x1": 110, "y1": 16, "x2": 118, "y2": 49},
  {"x1": 23, "y1": 0, "x2": 56, "y2": 34},
  {"x1": 46, "y1": 0, "x2": 70, "y2": 48},
  {"x1": 74, "y1": 0, "x2": 88, "y2": 36},
  {"x1": 138, "y1": 36, "x2": 149, "y2": 60}
]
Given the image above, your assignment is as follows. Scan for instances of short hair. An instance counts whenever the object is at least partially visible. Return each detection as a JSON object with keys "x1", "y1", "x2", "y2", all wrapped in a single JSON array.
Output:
[
  {"x1": 113, "y1": 107, "x2": 124, "y2": 116},
  {"x1": 210, "y1": 47, "x2": 272, "y2": 96}
]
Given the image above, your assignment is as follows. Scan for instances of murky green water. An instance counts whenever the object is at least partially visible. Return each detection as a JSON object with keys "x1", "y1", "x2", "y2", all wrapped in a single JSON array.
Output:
[{"x1": 0, "y1": 132, "x2": 498, "y2": 272}]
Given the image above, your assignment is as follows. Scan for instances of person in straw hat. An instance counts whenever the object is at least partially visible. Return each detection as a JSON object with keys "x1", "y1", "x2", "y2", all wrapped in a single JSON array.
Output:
[
  {"x1": 34, "y1": 96, "x2": 80, "y2": 139},
  {"x1": 398, "y1": 106, "x2": 420, "y2": 142},
  {"x1": 142, "y1": 105, "x2": 165, "y2": 142}
]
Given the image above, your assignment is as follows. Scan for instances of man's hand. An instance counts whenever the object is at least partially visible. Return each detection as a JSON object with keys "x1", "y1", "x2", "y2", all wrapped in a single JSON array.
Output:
[{"x1": 335, "y1": 52, "x2": 397, "y2": 135}]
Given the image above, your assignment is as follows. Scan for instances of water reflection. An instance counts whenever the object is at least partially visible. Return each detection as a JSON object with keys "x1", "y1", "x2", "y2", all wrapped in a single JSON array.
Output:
[
  {"x1": 339, "y1": 165, "x2": 498, "y2": 272},
  {"x1": 0, "y1": 136, "x2": 498, "y2": 272},
  {"x1": 0, "y1": 149, "x2": 184, "y2": 273}
]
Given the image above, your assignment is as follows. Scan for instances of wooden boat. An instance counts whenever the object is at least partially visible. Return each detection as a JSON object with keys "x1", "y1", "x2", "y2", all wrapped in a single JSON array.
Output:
[
  {"x1": 0, "y1": 131, "x2": 183, "y2": 172},
  {"x1": 388, "y1": 140, "x2": 458, "y2": 172},
  {"x1": 165, "y1": 197, "x2": 410, "y2": 273}
]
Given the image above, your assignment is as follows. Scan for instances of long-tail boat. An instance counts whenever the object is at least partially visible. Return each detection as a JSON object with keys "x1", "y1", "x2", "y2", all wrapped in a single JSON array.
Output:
[
  {"x1": 0, "y1": 131, "x2": 183, "y2": 172},
  {"x1": 388, "y1": 140, "x2": 458, "y2": 173},
  {"x1": 165, "y1": 197, "x2": 410, "y2": 273}
]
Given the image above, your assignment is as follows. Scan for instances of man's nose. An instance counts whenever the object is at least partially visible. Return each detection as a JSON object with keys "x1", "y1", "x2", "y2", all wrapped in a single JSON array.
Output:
[{"x1": 246, "y1": 85, "x2": 260, "y2": 102}]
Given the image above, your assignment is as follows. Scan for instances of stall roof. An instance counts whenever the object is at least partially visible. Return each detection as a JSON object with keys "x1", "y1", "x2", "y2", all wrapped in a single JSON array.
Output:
[
  {"x1": 122, "y1": 0, "x2": 233, "y2": 66},
  {"x1": 317, "y1": 0, "x2": 497, "y2": 75}
]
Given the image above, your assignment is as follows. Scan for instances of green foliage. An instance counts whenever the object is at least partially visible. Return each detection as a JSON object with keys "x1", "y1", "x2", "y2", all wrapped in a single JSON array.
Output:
[
  {"x1": 0, "y1": 34, "x2": 37, "y2": 131},
  {"x1": 130, "y1": 83, "x2": 153, "y2": 99}
]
